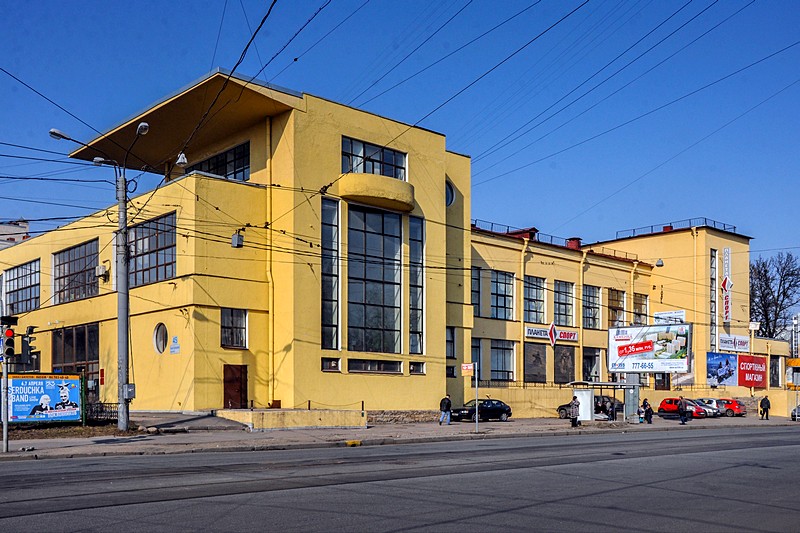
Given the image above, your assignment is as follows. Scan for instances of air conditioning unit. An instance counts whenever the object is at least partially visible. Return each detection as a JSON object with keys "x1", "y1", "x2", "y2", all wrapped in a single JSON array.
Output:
[{"x1": 95, "y1": 265, "x2": 109, "y2": 280}]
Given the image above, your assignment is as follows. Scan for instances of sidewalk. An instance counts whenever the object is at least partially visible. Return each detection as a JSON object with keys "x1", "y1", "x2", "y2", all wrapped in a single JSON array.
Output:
[{"x1": 1, "y1": 412, "x2": 795, "y2": 461}]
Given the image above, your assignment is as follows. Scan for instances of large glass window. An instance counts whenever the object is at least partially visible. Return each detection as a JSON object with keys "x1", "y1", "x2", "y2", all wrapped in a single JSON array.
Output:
[
  {"x1": 409, "y1": 216, "x2": 424, "y2": 354},
  {"x1": 5, "y1": 259, "x2": 40, "y2": 314},
  {"x1": 52, "y1": 323, "x2": 100, "y2": 403},
  {"x1": 524, "y1": 276, "x2": 545, "y2": 323},
  {"x1": 347, "y1": 358, "x2": 402, "y2": 373},
  {"x1": 446, "y1": 327, "x2": 456, "y2": 359},
  {"x1": 710, "y1": 249, "x2": 718, "y2": 351},
  {"x1": 129, "y1": 212, "x2": 176, "y2": 288},
  {"x1": 54, "y1": 239, "x2": 99, "y2": 305},
  {"x1": 342, "y1": 137, "x2": 406, "y2": 180},
  {"x1": 187, "y1": 142, "x2": 250, "y2": 181},
  {"x1": 553, "y1": 280, "x2": 573, "y2": 327},
  {"x1": 472, "y1": 337, "x2": 482, "y2": 382},
  {"x1": 583, "y1": 285, "x2": 600, "y2": 329},
  {"x1": 471, "y1": 267, "x2": 481, "y2": 317},
  {"x1": 490, "y1": 339, "x2": 514, "y2": 381},
  {"x1": 221, "y1": 308, "x2": 247, "y2": 348},
  {"x1": 634, "y1": 293, "x2": 648, "y2": 326},
  {"x1": 608, "y1": 289, "x2": 626, "y2": 327},
  {"x1": 490, "y1": 270, "x2": 514, "y2": 320},
  {"x1": 321, "y1": 199, "x2": 339, "y2": 350},
  {"x1": 347, "y1": 206, "x2": 401, "y2": 353}
]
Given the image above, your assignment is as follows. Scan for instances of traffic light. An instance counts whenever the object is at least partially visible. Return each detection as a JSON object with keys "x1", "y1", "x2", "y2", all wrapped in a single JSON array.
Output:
[
  {"x1": 3, "y1": 327, "x2": 15, "y2": 358},
  {"x1": 22, "y1": 326, "x2": 37, "y2": 360}
]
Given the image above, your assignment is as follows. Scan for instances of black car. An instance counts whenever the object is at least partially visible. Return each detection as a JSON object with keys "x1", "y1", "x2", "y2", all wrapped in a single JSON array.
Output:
[
  {"x1": 557, "y1": 395, "x2": 623, "y2": 419},
  {"x1": 451, "y1": 399, "x2": 512, "y2": 422}
]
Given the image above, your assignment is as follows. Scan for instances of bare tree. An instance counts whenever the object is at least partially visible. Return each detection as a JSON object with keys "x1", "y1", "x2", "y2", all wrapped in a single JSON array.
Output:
[{"x1": 750, "y1": 252, "x2": 800, "y2": 338}]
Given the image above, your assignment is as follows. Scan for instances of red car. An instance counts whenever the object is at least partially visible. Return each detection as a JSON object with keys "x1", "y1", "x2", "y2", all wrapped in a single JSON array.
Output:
[
  {"x1": 657, "y1": 398, "x2": 705, "y2": 419},
  {"x1": 716, "y1": 398, "x2": 747, "y2": 417}
]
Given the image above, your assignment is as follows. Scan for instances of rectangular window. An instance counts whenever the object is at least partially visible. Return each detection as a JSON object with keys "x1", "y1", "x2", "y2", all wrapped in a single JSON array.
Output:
[
  {"x1": 347, "y1": 206, "x2": 401, "y2": 353},
  {"x1": 446, "y1": 326, "x2": 456, "y2": 359},
  {"x1": 472, "y1": 338, "x2": 482, "y2": 382},
  {"x1": 347, "y1": 358, "x2": 402, "y2": 374},
  {"x1": 490, "y1": 270, "x2": 514, "y2": 320},
  {"x1": 634, "y1": 293, "x2": 648, "y2": 326},
  {"x1": 409, "y1": 216, "x2": 424, "y2": 354},
  {"x1": 410, "y1": 362, "x2": 426, "y2": 375},
  {"x1": 5, "y1": 259, "x2": 40, "y2": 314},
  {"x1": 524, "y1": 276, "x2": 545, "y2": 323},
  {"x1": 221, "y1": 308, "x2": 247, "y2": 348},
  {"x1": 608, "y1": 289, "x2": 626, "y2": 328},
  {"x1": 710, "y1": 249, "x2": 718, "y2": 351},
  {"x1": 53, "y1": 239, "x2": 99, "y2": 305},
  {"x1": 321, "y1": 199, "x2": 340, "y2": 350},
  {"x1": 471, "y1": 267, "x2": 481, "y2": 317},
  {"x1": 52, "y1": 323, "x2": 100, "y2": 403},
  {"x1": 583, "y1": 285, "x2": 600, "y2": 329},
  {"x1": 583, "y1": 347, "x2": 601, "y2": 381},
  {"x1": 321, "y1": 357, "x2": 341, "y2": 372},
  {"x1": 490, "y1": 339, "x2": 514, "y2": 381},
  {"x1": 446, "y1": 365, "x2": 456, "y2": 378},
  {"x1": 128, "y1": 212, "x2": 176, "y2": 288},
  {"x1": 187, "y1": 141, "x2": 250, "y2": 181},
  {"x1": 553, "y1": 281, "x2": 574, "y2": 327},
  {"x1": 342, "y1": 137, "x2": 406, "y2": 180}
]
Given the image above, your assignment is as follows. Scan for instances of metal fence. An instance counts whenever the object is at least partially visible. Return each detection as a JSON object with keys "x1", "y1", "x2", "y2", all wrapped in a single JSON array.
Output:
[{"x1": 85, "y1": 402, "x2": 119, "y2": 423}]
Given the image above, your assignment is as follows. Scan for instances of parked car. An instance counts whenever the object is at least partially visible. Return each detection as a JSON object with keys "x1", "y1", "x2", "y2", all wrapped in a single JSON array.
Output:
[
  {"x1": 657, "y1": 398, "x2": 704, "y2": 418},
  {"x1": 695, "y1": 398, "x2": 726, "y2": 412},
  {"x1": 717, "y1": 398, "x2": 747, "y2": 417},
  {"x1": 692, "y1": 399, "x2": 722, "y2": 417},
  {"x1": 556, "y1": 395, "x2": 623, "y2": 419},
  {"x1": 451, "y1": 399, "x2": 512, "y2": 422},
  {"x1": 792, "y1": 407, "x2": 799, "y2": 421}
]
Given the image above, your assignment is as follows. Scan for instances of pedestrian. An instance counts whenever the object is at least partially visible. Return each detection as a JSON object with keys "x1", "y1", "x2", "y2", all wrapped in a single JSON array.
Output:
[
  {"x1": 677, "y1": 396, "x2": 688, "y2": 425},
  {"x1": 569, "y1": 396, "x2": 580, "y2": 428},
  {"x1": 439, "y1": 394, "x2": 452, "y2": 425},
  {"x1": 642, "y1": 398, "x2": 653, "y2": 424},
  {"x1": 760, "y1": 395, "x2": 771, "y2": 420},
  {"x1": 608, "y1": 400, "x2": 616, "y2": 421}
]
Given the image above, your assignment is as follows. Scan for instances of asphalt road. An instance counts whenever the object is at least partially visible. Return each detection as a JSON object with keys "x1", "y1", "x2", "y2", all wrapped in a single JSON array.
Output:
[{"x1": 1, "y1": 426, "x2": 798, "y2": 532}]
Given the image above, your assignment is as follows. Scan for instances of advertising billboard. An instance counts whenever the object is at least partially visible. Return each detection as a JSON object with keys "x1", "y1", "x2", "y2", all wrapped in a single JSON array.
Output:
[
  {"x1": 8, "y1": 374, "x2": 82, "y2": 423},
  {"x1": 707, "y1": 352, "x2": 737, "y2": 387},
  {"x1": 738, "y1": 355, "x2": 767, "y2": 388},
  {"x1": 608, "y1": 324, "x2": 691, "y2": 373}
]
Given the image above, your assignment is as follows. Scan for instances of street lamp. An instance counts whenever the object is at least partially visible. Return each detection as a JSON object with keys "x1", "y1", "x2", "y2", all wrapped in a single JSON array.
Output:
[{"x1": 52, "y1": 122, "x2": 148, "y2": 431}]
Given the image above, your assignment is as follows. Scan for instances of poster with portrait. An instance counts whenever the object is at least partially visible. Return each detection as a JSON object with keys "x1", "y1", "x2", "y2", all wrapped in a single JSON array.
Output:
[
  {"x1": 524, "y1": 343, "x2": 547, "y2": 383},
  {"x1": 554, "y1": 345, "x2": 575, "y2": 384},
  {"x1": 8, "y1": 374, "x2": 82, "y2": 423},
  {"x1": 706, "y1": 352, "x2": 737, "y2": 387}
]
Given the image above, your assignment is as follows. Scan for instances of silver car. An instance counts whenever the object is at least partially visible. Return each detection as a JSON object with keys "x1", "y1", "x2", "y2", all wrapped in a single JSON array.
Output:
[{"x1": 692, "y1": 399, "x2": 722, "y2": 417}]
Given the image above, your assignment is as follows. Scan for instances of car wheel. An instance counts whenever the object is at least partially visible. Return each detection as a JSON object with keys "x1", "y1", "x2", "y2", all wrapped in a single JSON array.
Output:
[
  {"x1": 726, "y1": 409, "x2": 734, "y2": 417},
  {"x1": 500, "y1": 413, "x2": 509, "y2": 422},
  {"x1": 558, "y1": 408, "x2": 567, "y2": 419},
  {"x1": 471, "y1": 413, "x2": 477, "y2": 422}
]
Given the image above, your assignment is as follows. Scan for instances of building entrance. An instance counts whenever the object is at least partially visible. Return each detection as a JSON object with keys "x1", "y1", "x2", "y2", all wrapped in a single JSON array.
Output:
[{"x1": 223, "y1": 365, "x2": 248, "y2": 409}]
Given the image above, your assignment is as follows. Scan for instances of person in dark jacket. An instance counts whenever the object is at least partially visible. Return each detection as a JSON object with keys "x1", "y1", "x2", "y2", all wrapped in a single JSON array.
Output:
[
  {"x1": 642, "y1": 398, "x2": 653, "y2": 424},
  {"x1": 760, "y1": 395, "x2": 771, "y2": 420},
  {"x1": 678, "y1": 396, "x2": 688, "y2": 425},
  {"x1": 439, "y1": 394, "x2": 452, "y2": 425},
  {"x1": 568, "y1": 396, "x2": 580, "y2": 428}
]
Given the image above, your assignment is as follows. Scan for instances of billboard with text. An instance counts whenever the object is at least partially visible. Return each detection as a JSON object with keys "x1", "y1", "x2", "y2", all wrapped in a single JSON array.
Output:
[
  {"x1": 608, "y1": 324, "x2": 691, "y2": 373},
  {"x1": 8, "y1": 374, "x2": 82, "y2": 423}
]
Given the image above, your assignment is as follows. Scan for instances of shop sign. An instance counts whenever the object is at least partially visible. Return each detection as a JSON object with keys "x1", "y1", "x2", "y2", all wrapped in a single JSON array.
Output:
[
  {"x1": 722, "y1": 247, "x2": 732, "y2": 324},
  {"x1": 719, "y1": 334, "x2": 749, "y2": 353},
  {"x1": 608, "y1": 324, "x2": 691, "y2": 373},
  {"x1": 524, "y1": 326, "x2": 577, "y2": 345},
  {"x1": 738, "y1": 354, "x2": 767, "y2": 388}
]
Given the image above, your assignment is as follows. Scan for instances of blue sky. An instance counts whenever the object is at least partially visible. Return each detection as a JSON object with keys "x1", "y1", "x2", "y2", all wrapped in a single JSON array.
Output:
[{"x1": 0, "y1": 0, "x2": 797, "y2": 257}]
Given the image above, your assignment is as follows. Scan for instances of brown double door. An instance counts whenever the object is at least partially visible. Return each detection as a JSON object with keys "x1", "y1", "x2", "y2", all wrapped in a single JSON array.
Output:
[{"x1": 223, "y1": 365, "x2": 248, "y2": 409}]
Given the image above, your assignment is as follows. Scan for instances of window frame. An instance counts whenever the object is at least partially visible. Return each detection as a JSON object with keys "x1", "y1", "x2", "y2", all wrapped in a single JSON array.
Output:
[
  {"x1": 186, "y1": 141, "x2": 250, "y2": 181},
  {"x1": 342, "y1": 136, "x2": 406, "y2": 181},
  {"x1": 409, "y1": 216, "x2": 424, "y2": 355},
  {"x1": 490, "y1": 270, "x2": 514, "y2": 320},
  {"x1": 221, "y1": 308, "x2": 247, "y2": 349},
  {"x1": 128, "y1": 212, "x2": 176, "y2": 288},
  {"x1": 490, "y1": 339, "x2": 514, "y2": 381},
  {"x1": 5, "y1": 259, "x2": 40, "y2": 314},
  {"x1": 582, "y1": 285, "x2": 601, "y2": 329},
  {"x1": 553, "y1": 280, "x2": 574, "y2": 327},
  {"x1": 608, "y1": 289, "x2": 626, "y2": 328},
  {"x1": 321, "y1": 198, "x2": 340, "y2": 350},
  {"x1": 523, "y1": 275, "x2": 545, "y2": 324},
  {"x1": 53, "y1": 239, "x2": 99, "y2": 305}
]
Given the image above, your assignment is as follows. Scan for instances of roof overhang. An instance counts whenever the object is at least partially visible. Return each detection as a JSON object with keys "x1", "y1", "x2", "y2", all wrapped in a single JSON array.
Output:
[{"x1": 70, "y1": 70, "x2": 304, "y2": 172}]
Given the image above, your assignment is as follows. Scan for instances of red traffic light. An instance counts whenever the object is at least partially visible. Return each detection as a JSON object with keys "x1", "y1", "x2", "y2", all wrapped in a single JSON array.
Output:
[{"x1": 4, "y1": 328, "x2": 13, "y2": 338}]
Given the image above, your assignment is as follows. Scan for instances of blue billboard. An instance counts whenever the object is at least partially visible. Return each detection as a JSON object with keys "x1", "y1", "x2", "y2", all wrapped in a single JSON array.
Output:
[
  {"x1": 706, "y1": 352, "x2": 737, "y2": 387},
  {"x1": 8, "y1": 374, "x2": 82, "y2": 423}
]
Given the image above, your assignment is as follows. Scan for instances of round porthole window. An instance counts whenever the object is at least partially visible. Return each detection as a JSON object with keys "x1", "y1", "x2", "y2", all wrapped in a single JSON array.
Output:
[
  {"x1": 153, "y1": 323, "x2": 168, "y2": 354},
  {"x1": 445, "y1": 181, "x2": 455, "y2": 207}
]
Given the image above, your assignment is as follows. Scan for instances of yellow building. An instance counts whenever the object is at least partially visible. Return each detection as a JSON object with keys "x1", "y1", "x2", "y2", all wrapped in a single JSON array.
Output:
[{"x1": 0, "y1": 70, "x2": 470, "y2": 413}]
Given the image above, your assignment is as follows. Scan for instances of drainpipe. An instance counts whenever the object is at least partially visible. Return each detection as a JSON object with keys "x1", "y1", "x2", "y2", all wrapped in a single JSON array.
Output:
[
  {"x1": 520, "y1": 237, "x2": 529, "y2": 383},
  {"x1": 629, "y1": 260, "x2": 639, "y2": 325},
  {"x1": 266, "y1": 117, "x2": 276, "y2": 407}
]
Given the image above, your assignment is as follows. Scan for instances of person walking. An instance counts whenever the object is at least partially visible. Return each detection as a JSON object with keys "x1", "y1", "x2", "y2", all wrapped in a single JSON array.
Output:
[
  {"x1": 677, "y1": 396, "x2": 688, "y2": 425},
  {"x1": 642, "y1": 398, "x2": 653, "y2": 424},
  {"x1": 760, "y1": 395, "x2": 771, "y2": 420},
  {"x1": 439, "y1": 394, "x2": 452, "y2": 425},
  {"x1": 569, "y1": 396, "x2": 580, "y2": 428}
]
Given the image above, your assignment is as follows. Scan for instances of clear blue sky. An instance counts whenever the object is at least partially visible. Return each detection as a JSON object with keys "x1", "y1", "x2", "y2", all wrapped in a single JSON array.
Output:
[{"x1": 0, "y1": 0, "x2": 797, "y2": 258}]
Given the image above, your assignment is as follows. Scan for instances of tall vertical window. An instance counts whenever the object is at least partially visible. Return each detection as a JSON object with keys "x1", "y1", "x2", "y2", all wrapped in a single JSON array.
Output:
[
  {"x1": 5, "y1": 259, "x2": 40, "y2": 314},
  {"x1": 54, "y1": 239, "x2": 99, "y2": 305},
  {"x1": 583, "y1": 285, "x2": 600, "y2": 329},
  {"x1": 490, "y1": 339, "x2": 514, "y2": 381},
  {"x1": 471, "y1": 338, "x2": 482, "y2": 381},
  {"x1": 710, "y1": 249, "x2": 718, "y2": 351},
  {"x1": 634, "y1": 293, "x2": 648, "y2": 326},
  {"x1": 321, "y1": 199, "x2": 339, "y2": 349},
  {"x1": 553, "y1": 281, "x2": 574, "y2": 327},
  {"x1": 347, "y1": 206, "x2": 401, "y2": 353},
  {"x1": 524, "y1": 276, "x2": 545, "y2": 323},
  {"x1": 221, "y1": 308, "x2": 247, "y2": 348},
  {"x1": 342, "y1": 137, "x2": 406, "y2": 180},
  {"x1": 52, "y1": 323, "x2": 100, "y2": 402},
  {"x1": 490, "y1": 270, "x2": 514, "y2": 320},
  {"x1": 186, "y1": 142, "x2": 250, "y2": 181},
  {"x1": 608, "y1": 289, "x2": 626, "y2": 327},
  {"x1": 409, "y1": 216, "x2": 424, "y2": 354},
  {"x1": 446, "y1": 327, "x2": 456, "y2": 359},
  {"x1": 471, "y1": 267, "x2": 481, "y2": 317},
  {"x1": 129, "y1": 212, "x2": 176, "y2": 288}
]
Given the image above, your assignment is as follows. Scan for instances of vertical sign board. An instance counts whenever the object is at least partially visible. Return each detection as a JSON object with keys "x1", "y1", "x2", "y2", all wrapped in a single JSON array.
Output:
[
  {"x1": 722, "y1": 247, "x2": 732, "y2": 324},
  {"x1": 608, "y1": 324, "x2": 691, "y2": 373},
  {"x1": 7, "y1": 374, "x2": 82, "y2": 422},
  {"x1": 737, "y1": 355, "x2": 767, "y2": 388}
]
